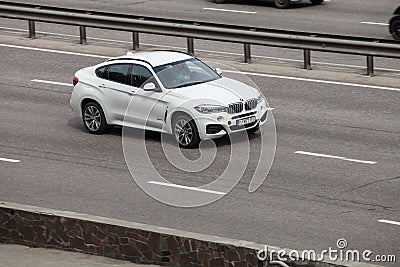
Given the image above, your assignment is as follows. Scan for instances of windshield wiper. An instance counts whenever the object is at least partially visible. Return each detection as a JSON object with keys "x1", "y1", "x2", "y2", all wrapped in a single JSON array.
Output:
[
  {"x1": 173, "y1": 77, "x2": 221, "y2": 89},
  {"x1": 173, "y1": 80, "x2": 205, "y2": 89}
]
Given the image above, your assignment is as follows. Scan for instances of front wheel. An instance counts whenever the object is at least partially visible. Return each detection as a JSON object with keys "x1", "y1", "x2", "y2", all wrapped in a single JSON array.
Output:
[
  {"x1": 273, "y1": 0, "x2": 291, "y2": 9},
  {"x1": 82, "y1": 102, "x2": 108, "y2": 134},
  {"x1": 173, "y1": 114, "x2": 200, "y2": 148},
  {"x1": 310, "y1": 0, "x2": 323, "y2": 4},
  {"x1": 390, "y1": 19, "x2": 400, "y2": 40}
]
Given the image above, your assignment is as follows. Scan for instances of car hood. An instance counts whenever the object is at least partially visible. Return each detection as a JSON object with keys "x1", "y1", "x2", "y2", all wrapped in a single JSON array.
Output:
[{"x1": 167, "y1": 77, "x2": 260, "y2": 104}]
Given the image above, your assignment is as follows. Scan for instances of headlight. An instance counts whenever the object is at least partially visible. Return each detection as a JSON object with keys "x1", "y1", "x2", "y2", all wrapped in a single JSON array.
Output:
[
  {"x1": 194, "y1": 104, "x2": 227, "y2": 114},
  {"x1": 256, "y1": 93, "x2": 265, "y2": 103}
]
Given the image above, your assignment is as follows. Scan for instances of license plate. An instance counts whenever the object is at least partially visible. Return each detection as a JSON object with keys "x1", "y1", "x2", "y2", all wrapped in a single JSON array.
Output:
[{"x1": 236, "y1": 116, "x2": 256, "y2": 126}]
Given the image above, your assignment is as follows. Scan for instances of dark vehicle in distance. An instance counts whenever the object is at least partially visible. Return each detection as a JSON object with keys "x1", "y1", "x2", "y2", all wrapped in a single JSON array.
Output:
[
  {"x1": 389, "y1": 6, "x2": 400, "y2": 40},
  {"x1": 214, "y1": 0, "x2": 323, "y2": 9}
]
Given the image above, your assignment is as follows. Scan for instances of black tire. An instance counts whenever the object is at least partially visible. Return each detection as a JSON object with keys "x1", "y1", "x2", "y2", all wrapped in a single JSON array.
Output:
[
  {"x1": 390, "y1": 19, "x2": 400, "y2": 40},
  {"x1": 310, "y1": 0, "x2": 323, "y2": 4},
  {"x1": 214, "y1": 0, "x2": 228, "y2": 3},
  {"x1": 82, "y1": 101, "x2": 108, "y2": 134},
  {"x1": 172, "y1": 114, "x2": 200, "y2": 148},
  {"x1": 273, "y1": 0, "x2": 291, "y2": 9}
]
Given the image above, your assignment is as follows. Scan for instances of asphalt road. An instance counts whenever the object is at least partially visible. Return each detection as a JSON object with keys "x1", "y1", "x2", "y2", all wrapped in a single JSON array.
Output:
[
  {"x1": 0, "y1": 0, "x2": 399, "y2": 266},
  {"x1": 0, "y1": 38, "x2": 399, "y2": 266}
]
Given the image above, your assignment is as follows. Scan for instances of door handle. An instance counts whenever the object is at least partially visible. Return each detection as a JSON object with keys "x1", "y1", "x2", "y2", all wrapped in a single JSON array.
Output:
[
  {"x1": 98, "y1": 84, "x2": 106, "y2": 89},
  {"x1": 130, "y1": 90, "x2": 136, "y2": 95}
]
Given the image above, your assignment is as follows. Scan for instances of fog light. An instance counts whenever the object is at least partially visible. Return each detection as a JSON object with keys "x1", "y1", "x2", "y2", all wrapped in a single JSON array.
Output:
[{"x1": 228, "y1": 121, "x2": 231, "y2": 125}]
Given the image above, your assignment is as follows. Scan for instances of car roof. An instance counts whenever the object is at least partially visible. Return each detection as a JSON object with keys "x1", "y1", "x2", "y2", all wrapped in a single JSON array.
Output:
[{"x1": 110, "y1": 50, "x2": 193, "y2": 67}]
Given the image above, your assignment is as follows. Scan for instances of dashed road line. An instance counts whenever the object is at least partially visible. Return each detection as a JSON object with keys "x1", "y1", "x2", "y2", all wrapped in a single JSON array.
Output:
[
  {"x1": 378, "y1": 219, "x2": 400, "y2": 226},
  {"x1": 0, "y1": 157, "x2": 20, "y2": 163},
  {"x1": 361, "y1": 22, "x2": 389, "y2": 26},
  {"x1": 148, "y1": 181, "x2": 226, "y2": 195},
  {"x1": 294, "y1": 151, "x2": 377, "y2": 165},
  {"x1": 31, "y1": 79, "x2": 73, "y2": 87},
  {"x1": 203, "y1": 7, "x2": 257, "y2": 14}
]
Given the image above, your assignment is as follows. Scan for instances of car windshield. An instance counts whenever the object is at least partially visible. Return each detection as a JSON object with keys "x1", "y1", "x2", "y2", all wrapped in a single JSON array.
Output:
[{"x1": 153, "y1": 58, "x2": 221, "y2": 89}]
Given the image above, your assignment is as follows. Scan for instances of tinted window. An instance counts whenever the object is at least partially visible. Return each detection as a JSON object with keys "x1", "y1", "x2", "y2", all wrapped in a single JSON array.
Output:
[
  {"x1": 130, "y1": 65, "x2": 154, "y2": 88},
  {"x1": 107, "y1": 64, "x2": 130, "y2": 84},
  {"x1": 154, "y1": 58, "x2": 220, "y2": 89},
  {"x1": 95, "y1": 65, "x2": 108, "y2": 78}
]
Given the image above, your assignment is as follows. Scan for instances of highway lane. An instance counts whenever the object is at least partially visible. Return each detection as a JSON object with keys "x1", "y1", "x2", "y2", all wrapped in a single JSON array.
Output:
[
  {"x1": 1, "y1": 0, "x2": 400, "y2": 77},
  {"x1": 0, "y1": 43, "x2": 399, "y2": 265}
]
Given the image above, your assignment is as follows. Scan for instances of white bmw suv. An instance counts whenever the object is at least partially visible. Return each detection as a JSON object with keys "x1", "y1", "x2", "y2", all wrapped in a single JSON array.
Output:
[{"x1": 70, "y1": 51, "x2": 268, "y2": 148}]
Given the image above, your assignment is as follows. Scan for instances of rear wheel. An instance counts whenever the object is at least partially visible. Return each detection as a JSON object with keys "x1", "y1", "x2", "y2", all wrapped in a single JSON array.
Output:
[
  {"x1": 173, "y1": 114, "x2": 200, "y2": 148},
  {"x1": 390, "y1": 19, "x2": 400, "y2": 40},
  {"x1": 273, "y1": 0, "x2": 291, "y2": 9},
  {"x1": 310, "y1": 0, "x2": 323, "y2": 4},
  {"x1": 82, "y1": 102, "x2": 108, "y2": 134}
]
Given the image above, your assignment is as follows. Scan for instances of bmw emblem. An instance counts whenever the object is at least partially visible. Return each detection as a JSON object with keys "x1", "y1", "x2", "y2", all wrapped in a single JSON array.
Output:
[{"x1": 239, "y1": 98, "x2": 244, "y2": 101}]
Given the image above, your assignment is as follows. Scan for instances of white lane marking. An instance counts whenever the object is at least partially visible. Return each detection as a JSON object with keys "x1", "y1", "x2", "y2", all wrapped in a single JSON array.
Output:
[
  {"x1": 0, "y1": 157, "x2": 20, "y2": 163},
  {"x1": 224, "y1": 70, "x2": 400, "y2": 92},
  {"x1": 0, "y1": 44, "x2": 109, "y2": 59},
  {"x1": 148, "y1": 181, "x2": 226, "y2": 195},
  {"x1": 378, "y1": 219, "x2": 400, "y2": 226},
  {"x1": 31, "y1": 79, "x2": 73, "y2": 87},
  {"x1": 2, "y1": 43, "x2": 400, "y2": 93},
  {"x1": 203, "y1": 7, "x2": 257, "y2": 14},
  {"x1": 294, "y1": 151, "x2": 377, "y2": 165},
  {"x1": 361, "y1": 22, "x2": 389, "y2": 26},
  {"x1": 1, "y1": 26, "x2": 400, "y2": 74}
]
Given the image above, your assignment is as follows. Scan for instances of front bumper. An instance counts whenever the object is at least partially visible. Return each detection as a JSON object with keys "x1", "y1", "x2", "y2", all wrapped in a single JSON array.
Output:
[{"x1": 194, "y1": 100, "x2": 269, "y2": 140}]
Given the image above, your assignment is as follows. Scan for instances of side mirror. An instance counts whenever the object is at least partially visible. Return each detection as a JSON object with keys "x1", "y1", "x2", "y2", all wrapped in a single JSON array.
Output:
[
  {"x1": 215, "y1": 68, "x2": 223, "y2": 76},
  {"x1": 143, "y1": 82, "x2": 158, "y2": 91}
]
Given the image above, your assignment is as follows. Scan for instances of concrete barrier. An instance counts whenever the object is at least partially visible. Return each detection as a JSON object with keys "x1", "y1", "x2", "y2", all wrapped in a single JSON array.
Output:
[{"x1": 0, "y1": 201, "x2": 378, "y2": 267}]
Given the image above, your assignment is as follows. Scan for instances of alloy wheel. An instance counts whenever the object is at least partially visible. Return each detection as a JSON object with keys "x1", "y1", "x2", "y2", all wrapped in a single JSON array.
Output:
[
  {"x1": 174, "y1": 118, "x2": 193, "y2": 146},
  {"x1": 84, "y1": 105, "x2": 102, "y2": 132}
]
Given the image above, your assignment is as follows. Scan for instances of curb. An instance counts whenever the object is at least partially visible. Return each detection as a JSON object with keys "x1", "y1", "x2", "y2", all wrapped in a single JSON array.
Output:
[{"x1": 0, "y1": 201, "x2": 382, "y2": 267}]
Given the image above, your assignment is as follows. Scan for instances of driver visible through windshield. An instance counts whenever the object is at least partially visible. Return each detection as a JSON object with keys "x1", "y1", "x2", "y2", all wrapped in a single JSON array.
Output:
[{"x1": 154, "y1": 58, "x2": 221, "y2": 89}]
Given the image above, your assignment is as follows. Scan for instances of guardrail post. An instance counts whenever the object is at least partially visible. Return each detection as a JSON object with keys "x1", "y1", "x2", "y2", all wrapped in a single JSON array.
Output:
[
  {"x1": 304, "y1": 49, "x2": 311, "y2": 70},
  {"x1": 187, "y1": 37, "x2": 194, "y2": 56},
  {"x1": 132, "y1": 32, "x2": 140, "y2": 50},
  {"x1": 366, "y1": 55, "x2": 374, "y2": 76},
  {"x1": 79, "y1": 26, "x2": 87, "y2": 45},
  {"x1": 28, "y1": 20, "x2": 35, "y2": 39},
  {"x1": 244, "y1": 43, "x2": 251, "y2": 63}
]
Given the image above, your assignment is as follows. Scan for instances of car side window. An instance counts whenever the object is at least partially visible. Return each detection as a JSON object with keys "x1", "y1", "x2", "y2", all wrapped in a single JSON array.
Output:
[
  {"x1": 130, "y1": 64, "x2": 156, "y2": 88},
  {"x1": 106, "y1": 64, "x2": 130, "y2": 84},
  {"x1": 95, "y1": 66, "x2": 108, "y2": 78}
]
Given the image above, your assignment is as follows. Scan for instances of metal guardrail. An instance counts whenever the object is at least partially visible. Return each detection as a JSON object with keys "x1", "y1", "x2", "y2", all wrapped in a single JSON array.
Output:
[{"x1": 0, "y1": 1, "x2": 399, "y2": 76}]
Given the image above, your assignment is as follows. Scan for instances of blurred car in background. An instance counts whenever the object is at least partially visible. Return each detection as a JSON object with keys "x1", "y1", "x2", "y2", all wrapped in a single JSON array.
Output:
[
  {"x1": 389, "y1": 6, "x2": 400, "y2": 40},
  {"x1": 214, "y1": 0, "x2": 323, "y2": 9}
]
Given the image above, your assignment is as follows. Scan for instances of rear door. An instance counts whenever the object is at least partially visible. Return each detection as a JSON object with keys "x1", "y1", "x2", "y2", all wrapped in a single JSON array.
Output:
[{"x1": 96, "y1": 63, "x2": 134, "y2": 124}]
